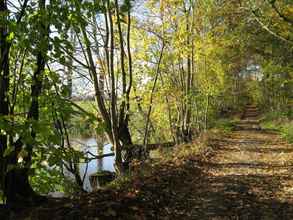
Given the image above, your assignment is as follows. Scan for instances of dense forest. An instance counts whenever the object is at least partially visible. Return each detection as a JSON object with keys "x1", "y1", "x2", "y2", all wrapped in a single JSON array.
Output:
[{"x1": 0, "y1": 0, "x2": 293, "y2": 219}]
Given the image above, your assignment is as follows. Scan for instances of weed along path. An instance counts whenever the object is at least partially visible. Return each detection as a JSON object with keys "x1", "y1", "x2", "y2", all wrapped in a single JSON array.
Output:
[{"x1": 13, "y1": 126, "x2": 293, "y2": 219}]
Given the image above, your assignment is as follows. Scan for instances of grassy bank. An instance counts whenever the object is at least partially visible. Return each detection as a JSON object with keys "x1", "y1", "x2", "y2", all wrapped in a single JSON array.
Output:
[{"x1": 260, "y1": 110, "x2": 293, "y2": 143}]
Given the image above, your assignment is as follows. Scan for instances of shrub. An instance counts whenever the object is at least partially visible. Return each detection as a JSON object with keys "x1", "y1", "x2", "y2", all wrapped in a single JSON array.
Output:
[
  {"x1": 213, "y1": 119, "x2": 235, "y2": 132},
  {"x1": 280, "y1": 122, "x2": 293, "y2": 143},
  {"x1": 261, "y1": 110, "x2": 293, "y2": 143},
  {"x1": 262, "y1": 111, "x2": 288, "y2": 122}
]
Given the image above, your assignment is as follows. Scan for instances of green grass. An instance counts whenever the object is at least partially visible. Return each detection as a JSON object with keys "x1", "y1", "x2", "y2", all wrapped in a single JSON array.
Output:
[
  {"x1": 280, "y1": 122, "x2": 293, "y2": 143},
  {"x1": 261, "y1": 111, "x2": 293, "y2": 143},
  {"x1": 213, "y1": 118, "x2": 236, "y2": 132}
]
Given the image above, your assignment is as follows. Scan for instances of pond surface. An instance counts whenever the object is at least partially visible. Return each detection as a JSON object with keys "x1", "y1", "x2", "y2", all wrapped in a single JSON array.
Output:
[{"x1": 72, "y1": 138, "x2": 115, "y2": 191}]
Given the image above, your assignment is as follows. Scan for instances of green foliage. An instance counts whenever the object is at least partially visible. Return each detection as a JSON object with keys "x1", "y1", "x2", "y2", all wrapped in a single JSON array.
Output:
[
  {"x1": 213, "y1": 119, "x2": 235, "y2": 132},
  {"x1": 0, "y1": 190, "x2": 4, "y2": 204},
  {"x1": 280, "y1": 122, "x2": 293, "y2": 143},
  {"x1": 257, "y1": 61, "x2": 293, "y2": 111},
  {"x1": 69, "y1": 116, "x2": 95, "y2": 138},
  {"x1": 261, "y1": 111, "x2": 293, "y2": 143},
  {"x1": 30, "y1": 143, "x2": 85, "y2": 195},
  {"x1": 107, "y1": 175, "x2": 131, "y2": 190},
  {"x1": 262, "y1": 110, "x2": 290, "y2": 122},
  {"x1": 30, "y1": 166, "x2": 66, "y2": 194},
  {"x1": 68, "y1": 101, "x2": 104, "y2": 138}
]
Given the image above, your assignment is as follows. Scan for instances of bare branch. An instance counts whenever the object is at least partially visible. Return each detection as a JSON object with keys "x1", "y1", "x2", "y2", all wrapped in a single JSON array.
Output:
[
  {"x1": 267, "y1": 0, "x2": 293, "y2": 25},
  {"x1": 251, "y1": 10, "x2": 293, "y2": 45}
]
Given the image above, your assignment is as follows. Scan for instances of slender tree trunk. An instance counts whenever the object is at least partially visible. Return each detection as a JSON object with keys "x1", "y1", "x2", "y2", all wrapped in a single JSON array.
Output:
[
  {"x1": 204, "y1": 95, "x2": 210, "y2": 131},
  {"x1": 76, "y1": 0, "x2": 133, "y2": 175},
  {"x1": 66, "y1": 30, "x2": 74, "y2": 98},
  {"x1": 143, "y1": 43, "x2": 165, "y2": 152},
  {"x1": 178, "y1": 5, "x2": 193, "y2": 143},
  {"x1": 114, "y1": 0, "x2": 133, "y2": 170}
]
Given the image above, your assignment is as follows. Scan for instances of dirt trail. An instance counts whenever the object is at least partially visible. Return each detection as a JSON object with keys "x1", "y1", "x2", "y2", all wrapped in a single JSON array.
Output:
[
  {"x1": 180, "y1": 106, "x2": 293, "y2": 219},
  {"x1": 196, "y1": 129, "x2": 293, "y2": 219}
]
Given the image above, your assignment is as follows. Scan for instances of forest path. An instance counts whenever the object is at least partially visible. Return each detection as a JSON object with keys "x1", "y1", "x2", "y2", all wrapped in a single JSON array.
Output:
[
  {"x1": 178, "y1": 105, "x2": 293, "y2": 219},
  {"x1": 193, "y1": 129, "x2": 293, "y2": 219}
]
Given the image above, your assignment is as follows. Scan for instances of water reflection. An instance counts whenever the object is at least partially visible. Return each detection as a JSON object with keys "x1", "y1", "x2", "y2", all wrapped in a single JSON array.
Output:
[{"x1": 76, "y1": 138, "x2": 115, "y2": 191}]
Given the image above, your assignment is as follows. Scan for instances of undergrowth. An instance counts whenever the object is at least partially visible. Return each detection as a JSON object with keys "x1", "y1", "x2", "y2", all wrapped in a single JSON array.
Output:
[
  {"x1": 109, "y1": 128, "x2": 224, "y2": 192},
  {"x1": 213, "y1": 118, "x2": 236, "y2": 132},
  {"x1": 261, "y1": 110, "x2": 293, "y2": 143}
]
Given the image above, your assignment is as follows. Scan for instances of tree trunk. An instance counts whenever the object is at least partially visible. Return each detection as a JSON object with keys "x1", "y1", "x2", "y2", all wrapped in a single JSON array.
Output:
[
  {"x1": 5, "y1": 0, "x2": 49, "y2": 205},
  {"x1": 75, "y1": 0, "x2": 134, "y2": 175},
  {"x1": 66, "y1": 29, "x2": 75, "y2": 98},
  {"x1": 204, "y1": 95, "x2": 210, "y2": 131}
]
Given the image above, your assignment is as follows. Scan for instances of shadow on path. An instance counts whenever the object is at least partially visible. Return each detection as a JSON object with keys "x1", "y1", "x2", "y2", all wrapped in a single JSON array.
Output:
[{"x1": 6, "y1": 127, "x2": 293, "y2": 220}]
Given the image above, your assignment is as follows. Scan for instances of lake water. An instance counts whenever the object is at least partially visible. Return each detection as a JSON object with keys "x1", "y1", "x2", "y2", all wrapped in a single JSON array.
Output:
[{"x1": 72, "y1": 138, "x2": 115, "y2": 191}]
